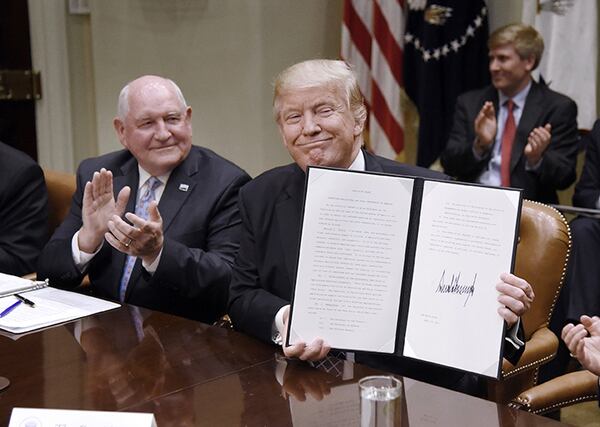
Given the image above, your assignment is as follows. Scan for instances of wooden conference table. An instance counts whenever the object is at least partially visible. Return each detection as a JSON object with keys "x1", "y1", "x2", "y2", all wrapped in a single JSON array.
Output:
[{"x1": 0, "y1": 304, "x2": 567, "y2": 426}]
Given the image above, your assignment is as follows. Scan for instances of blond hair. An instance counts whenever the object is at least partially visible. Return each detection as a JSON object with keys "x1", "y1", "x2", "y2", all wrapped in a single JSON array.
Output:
[
  {"x1": 489, "y1": 23, "x2": 544, "y2": 69},
  {"x1": 273, "y1": 59, "x2": 367, "y2": 125}
]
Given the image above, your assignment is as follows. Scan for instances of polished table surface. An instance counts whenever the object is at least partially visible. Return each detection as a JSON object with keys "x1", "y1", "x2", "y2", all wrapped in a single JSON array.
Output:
[{"x1": 0, "y1": 305, "x2": 568, "y2": 426}]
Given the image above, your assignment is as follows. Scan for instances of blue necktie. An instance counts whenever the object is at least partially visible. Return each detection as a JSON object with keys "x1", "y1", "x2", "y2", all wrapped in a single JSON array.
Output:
[{"x1": 118, "y1": 176, "x2": 161, "y2": 302}]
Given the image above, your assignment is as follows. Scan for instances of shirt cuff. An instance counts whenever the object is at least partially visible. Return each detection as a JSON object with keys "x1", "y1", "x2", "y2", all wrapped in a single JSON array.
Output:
[
  {"x1": 71, "y1": 230, "x2": 101, "y2": 271},
  {"x1": 141, "y1": 247, "x2": 163, "y2": 274},
  {"x1": 505, "y1": 318, "x2": 524, "y2": 349},
  {"x1": 525, "y1": 157, "x2": 543, "y2": 172},
  {"x1": 271, "y1": 304, "x2": 289, "y2": 345}
]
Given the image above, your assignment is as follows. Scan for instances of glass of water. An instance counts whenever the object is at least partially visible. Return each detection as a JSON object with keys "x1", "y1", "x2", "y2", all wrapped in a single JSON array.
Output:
[{"x1": 359, "y1": 375, "x2": 402, "y2": 427}]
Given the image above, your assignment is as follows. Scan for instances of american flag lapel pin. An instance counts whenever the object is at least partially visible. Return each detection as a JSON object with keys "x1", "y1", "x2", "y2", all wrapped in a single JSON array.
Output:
[{"x1": 178, "y1": 183, "x2": 189, "y2": 192}]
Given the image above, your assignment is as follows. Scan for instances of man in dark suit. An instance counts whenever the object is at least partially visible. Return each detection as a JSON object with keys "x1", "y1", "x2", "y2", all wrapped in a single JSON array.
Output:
[
  {"x1": 38, "y1": 75, "x2": 249, "y2": 324},
  {"x1": 562, "y1": 120, "x2": 600, "y2": 323},
  {"x1": 540, "y1": 120, "x2": 600, "y2": 383},
  {"x1": 441, "y1": 23, "x2": 578, "y2": 204},
  {"x1": 0, "y1": 142, "x2": 48, "y2": 276},
  {"x1": 228, "y1": 59, "x2": 534, "y2": 394}
]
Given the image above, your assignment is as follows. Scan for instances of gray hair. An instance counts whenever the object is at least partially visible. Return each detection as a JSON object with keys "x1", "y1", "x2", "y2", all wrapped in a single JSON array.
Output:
[{"x1": 117, "y1": 76, "x2": 188, "y2": 120}]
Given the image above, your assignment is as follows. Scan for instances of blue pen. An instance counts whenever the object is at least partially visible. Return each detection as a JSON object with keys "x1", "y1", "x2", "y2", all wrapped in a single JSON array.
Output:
[{"x1": 0, "y1": 300, "x2": 22, "y2": 318}]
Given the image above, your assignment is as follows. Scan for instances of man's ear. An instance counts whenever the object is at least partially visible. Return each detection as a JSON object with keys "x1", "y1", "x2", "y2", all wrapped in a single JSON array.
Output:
[
  {"x1": 353, "y1": 114, "x2": 366, "y2": 137},
  {"x1": 113, "y1": 117, "x2": 128, "y2": 149},
  {"x1": 524, "y1": 55, "x2": 536, "y2": 72}
]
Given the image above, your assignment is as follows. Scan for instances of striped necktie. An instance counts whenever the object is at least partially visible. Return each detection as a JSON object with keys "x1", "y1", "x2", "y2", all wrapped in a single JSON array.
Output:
[{"x1": 118, "y1": 176, "x2": 161, "y2": 302}]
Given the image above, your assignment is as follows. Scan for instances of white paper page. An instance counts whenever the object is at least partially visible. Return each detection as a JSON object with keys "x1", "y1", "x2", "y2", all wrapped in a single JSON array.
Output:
[
  {"x1": 289, "y1": 168, "x2": 413, "y2": 352},
  {"x1": 403, "y1": 181, "x2": 520, "y2": 376},
  {"x1": 0, "y1": 287, "x2": 120, "y2": 334},
  {"x1": 403, "y1": 378, "x2": 499, "y2": 426},
  {"x1": 9, "y1": 407, "x2": 156, "y2": 427},
  {"x1": 0, "y1": 272, "x2": 46, "y2": 297}
]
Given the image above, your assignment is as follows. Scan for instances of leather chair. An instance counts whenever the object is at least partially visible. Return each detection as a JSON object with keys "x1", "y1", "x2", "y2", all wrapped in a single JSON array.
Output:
[
  {"x1": 510, "y1": 369, "x2": 598, "y2": 414},
  {"x1": 43, "y1": 168, "x2": 76, "y2": 235},
  {"x1": 486, "y1": 200, "x2": 571, "y2": 404},
  {"x1": 23, "y1": 169, "x2": 76, "y2": 282}
]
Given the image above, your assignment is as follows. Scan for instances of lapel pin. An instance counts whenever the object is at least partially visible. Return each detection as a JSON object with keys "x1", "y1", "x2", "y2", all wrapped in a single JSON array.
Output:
[{"x1": 178, "y1": 183, "x2": 189, "y2": 192}]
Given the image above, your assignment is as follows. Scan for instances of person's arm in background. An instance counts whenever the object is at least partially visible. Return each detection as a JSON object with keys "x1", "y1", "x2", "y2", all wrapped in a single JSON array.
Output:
[{"x1": 0, "y1": 158, "x2": 48, "y2": 276}]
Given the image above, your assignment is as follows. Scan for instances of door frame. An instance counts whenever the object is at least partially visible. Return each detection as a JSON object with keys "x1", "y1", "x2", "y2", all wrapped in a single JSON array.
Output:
[{"x1": 28, "y1": 0, "x2": 74, "y2": 172}]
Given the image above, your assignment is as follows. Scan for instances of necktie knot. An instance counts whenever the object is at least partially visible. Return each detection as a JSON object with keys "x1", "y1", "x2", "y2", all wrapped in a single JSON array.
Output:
[
  {"x1": 505, "y1": 99, "x2": 515, "y2": 113},
  {"x1": 141, "y1": 176, "x2": 161, "y2": 203}
]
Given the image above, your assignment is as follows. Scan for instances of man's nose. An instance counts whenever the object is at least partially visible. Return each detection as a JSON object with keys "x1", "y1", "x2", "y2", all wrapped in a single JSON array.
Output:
[
  {"x1": 155, "y1": 120, "x2": 171, "y2": 141},
  {"x1": 489, "y1": 58, "x2": 500, "y2": 72},
  {"x1": 302, "y1": 113, "x2": 321, "y2": 135}
]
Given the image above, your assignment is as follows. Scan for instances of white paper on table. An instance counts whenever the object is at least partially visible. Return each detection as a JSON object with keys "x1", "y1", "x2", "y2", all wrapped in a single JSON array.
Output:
[
  {"x1": 0, "y1": 272, "x2": 47, "y2": 297},
  {"x1": 403, "y1": 181, "x2": 520, "y2": 377},
  {"x1": 9, "y1": 407, "x2": 156, "y2": 427},
  {"x1": 0, "y1": 287, "x2": 120, "y2": 334},
  {"x1": 288, "y1": 168, "x2": 414, "y2": 352}
]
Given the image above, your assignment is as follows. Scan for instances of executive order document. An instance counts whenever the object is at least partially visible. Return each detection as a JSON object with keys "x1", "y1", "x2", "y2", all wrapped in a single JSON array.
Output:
[{"x1": 287, "y1": 167, "x2": 521, "y2": 378}]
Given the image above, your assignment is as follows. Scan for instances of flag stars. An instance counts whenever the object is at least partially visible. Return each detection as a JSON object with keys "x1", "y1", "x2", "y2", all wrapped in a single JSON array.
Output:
[
  {"x1": 442, "y1": 45, "x2": 450, "y2": 56},
  {"x1": 433, "y1": 48, "x2": 441, "y2": 59},
  {"x1": 423, "y1": 50, "x2": 431, "y2": 61},
  {"x1": 466, "y1": 25, "x2": 475, "y2": 37},
  {"x1": 474, "y1": 16, "x2": 482, "y2": 27},
  {"x1": 451, "y1": 40, "x2": 460, "y2": 51},
  {"x1": 405, "y1": 33, "x2": 414, "y2": 43}
]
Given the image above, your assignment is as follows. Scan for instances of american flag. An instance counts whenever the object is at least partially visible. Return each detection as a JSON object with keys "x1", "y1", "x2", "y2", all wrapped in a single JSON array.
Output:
[{"x1": 341, "y1": 0, "x2": 406, "y2": 161}]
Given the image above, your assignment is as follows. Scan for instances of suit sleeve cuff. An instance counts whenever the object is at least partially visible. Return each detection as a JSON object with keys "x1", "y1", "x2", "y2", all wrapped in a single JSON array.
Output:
[
  {"x1": 505, "y1": 318, "x2": 524, "y2": 349},
  {"x1": 142, "y1": 247, "x2": 163, "y2": 274}
]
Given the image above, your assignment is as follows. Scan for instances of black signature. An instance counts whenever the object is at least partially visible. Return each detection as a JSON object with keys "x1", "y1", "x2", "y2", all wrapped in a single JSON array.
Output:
[{"x1": 435, "y1": 270, "x2": 476, "y2": 307}]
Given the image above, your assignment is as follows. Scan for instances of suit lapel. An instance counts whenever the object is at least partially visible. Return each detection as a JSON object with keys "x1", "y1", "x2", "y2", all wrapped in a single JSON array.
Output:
[
  {"x1": 512, "y1": 82, "x2": 543, "y2": 174},
  {"x1": 157, "y1": 156, "x2": 197, "y2": 233},
  {"x1": 275, "y1": 166, "x2": 305, "y2": 282},
  {"x1": 364, "y1": 149, "x2": 384, "y2": 172}
]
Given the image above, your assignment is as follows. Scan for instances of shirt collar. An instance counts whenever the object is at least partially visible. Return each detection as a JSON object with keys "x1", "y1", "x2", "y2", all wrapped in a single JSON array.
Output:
[
  {"x1": 137, "y1": 165, "x2": 171, "y2": 189},
  {"x1": 499, "y1": 80, "x2": 532, "y2": 111},
  {"x1": 348, "y1": 149, "x2": 366, "y2": 172}
]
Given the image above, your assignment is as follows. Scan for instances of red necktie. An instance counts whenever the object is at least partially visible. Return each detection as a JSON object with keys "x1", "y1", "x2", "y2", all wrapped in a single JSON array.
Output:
[{"x1": 501, "y1": 100, "x2": 516, "y2": 187}]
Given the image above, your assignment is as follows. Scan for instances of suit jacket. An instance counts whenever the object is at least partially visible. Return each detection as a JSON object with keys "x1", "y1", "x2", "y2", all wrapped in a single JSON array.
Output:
[
  {"x1": 228, "y1": 150, "x2": 521, "y2": 394},
  {"x1": 440, "y1": 81, "x2": 579, "y2": 204},
  {"x1": 0, "y1": 142, "x2": 48, "y2": 276},
  {"x1": 573, "y1": 119, "x2": 600, "y2": 208},
  {"x1": 38, "y1": 146, "x2": 250, "y2": 324}
]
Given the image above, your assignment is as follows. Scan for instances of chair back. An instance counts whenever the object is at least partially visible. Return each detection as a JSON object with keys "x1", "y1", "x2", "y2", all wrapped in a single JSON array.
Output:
[
  {"x1": 43, "y1": 169, "x2": 76, "y2": 235},
  {"x1": 514, "y1": 200, "x2": 570, "y2": 339},
  {"x1": 488, "y1": 200, "x2": 571, "y2": 404}
]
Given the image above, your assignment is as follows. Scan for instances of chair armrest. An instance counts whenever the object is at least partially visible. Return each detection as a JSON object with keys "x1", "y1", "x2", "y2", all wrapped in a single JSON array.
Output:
[
  {"x1": 502, "y1": 327, "x2": 558, "y2": 378},
  {"x1": 510, "y1": 370, "x2": 599, "y2": 414}
]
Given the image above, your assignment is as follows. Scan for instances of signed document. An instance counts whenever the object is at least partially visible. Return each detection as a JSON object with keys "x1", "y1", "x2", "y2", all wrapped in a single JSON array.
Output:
[
  {"x1": 402, "y1": 181, "x2": 520, "y2": 377},
  {"x1": 287, "y1": 167, "x2": 521, "y2": 378}
]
